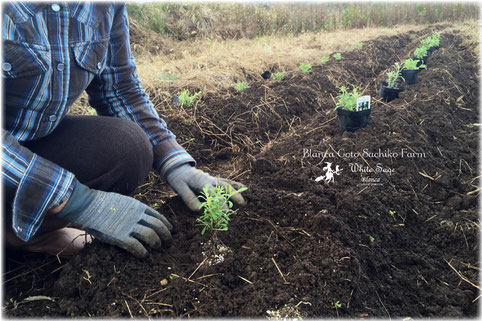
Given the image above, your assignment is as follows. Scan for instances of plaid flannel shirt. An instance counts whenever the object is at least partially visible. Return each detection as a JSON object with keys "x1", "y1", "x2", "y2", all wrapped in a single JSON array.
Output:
[{"x1": 2, "y1": 2, "x2": 195, "y2": 241}]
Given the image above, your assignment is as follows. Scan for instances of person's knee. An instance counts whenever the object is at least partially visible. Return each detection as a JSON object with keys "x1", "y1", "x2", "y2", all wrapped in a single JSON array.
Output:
[{"x1": 112, "y1": 119, "x2": 153, "y2": 194}]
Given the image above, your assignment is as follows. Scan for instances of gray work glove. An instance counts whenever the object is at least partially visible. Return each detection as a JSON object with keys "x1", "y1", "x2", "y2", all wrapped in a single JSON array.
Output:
[
  {"x1": 56, "y1": 182, "x2": 172, "y2": 258},
  {"x1": 166, "y1": 164, "x2": 247, "y2": 211}
]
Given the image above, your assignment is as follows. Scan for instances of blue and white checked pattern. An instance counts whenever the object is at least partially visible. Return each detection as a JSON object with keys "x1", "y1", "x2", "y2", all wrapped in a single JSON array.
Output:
[{"x1": 2, "y1": 2, "x2": 194, "y2": 241}]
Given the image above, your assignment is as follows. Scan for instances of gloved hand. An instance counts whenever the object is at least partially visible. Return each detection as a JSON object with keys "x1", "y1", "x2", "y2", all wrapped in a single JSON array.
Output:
[
  {"x1": 56, "y1": 182, "x2": 172, "y2": 258},
  {"x1": 166, "y1": 164, "x2": 247, "y2": 211}
]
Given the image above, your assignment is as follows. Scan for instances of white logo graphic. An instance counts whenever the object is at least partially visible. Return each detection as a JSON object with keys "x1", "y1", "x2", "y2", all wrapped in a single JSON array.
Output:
[{"x1": 315, "y1": 162, "x2": 343, "y2": 184}]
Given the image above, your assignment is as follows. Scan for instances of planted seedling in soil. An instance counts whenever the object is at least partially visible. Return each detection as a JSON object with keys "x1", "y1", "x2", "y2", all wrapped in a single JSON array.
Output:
[
  {"x1": 353, "y1": 42, "x2": 364, "y2": 50},
  {"x1": 335, "y1": 86, "x2": 371, "y2": 132},
  {"x1": 272, "y1": 72, "x2": 285, "y2": 81},
  {"x1": 335, "y1": 86, "x2": 361, "y2": 111},
  {"x1": 197, "y1": 184, "x2": 247, "y2": 266},
  {"x1": 401, "y1": 58, "x2": 425, "y2": 85},
  {"x1": 178, "y1": 89, "x2": 202, "y2": 107},
  {"x1": 235, "y1": 81, "x2": 250, "y2": 92},
  {"x1": 333, "y1": 52, "x2": 343, "y2": 60},
  {"x1": 379, "y1": 62, "x2": 405, "y2": 102},
  {"x1": 321, "y1": 56, "x2": 330, "y2": 64},
  {"x1": 386, "y1": 62, "x2": 405, "y2": 88},
  {"x1": 299, "y1": 62, "x2": 312, "y2": 73}
]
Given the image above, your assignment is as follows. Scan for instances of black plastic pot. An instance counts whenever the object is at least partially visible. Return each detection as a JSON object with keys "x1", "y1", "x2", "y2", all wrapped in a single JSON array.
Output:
[
  {"x1": 336, "y1": 106, "x2": 371, "y2": 132},
  {"x1": 427, "y1": 45, "x2": 440, "y2": 54},
  {"x1": 401, "y1": 69, "x2": 419, "y2": 85},
  {"x1": 415, "y1": 55, "x2": 429, "y2": 66},
  {"x1": 379, "y1": 81, "x2": 405, "y2": 102}
]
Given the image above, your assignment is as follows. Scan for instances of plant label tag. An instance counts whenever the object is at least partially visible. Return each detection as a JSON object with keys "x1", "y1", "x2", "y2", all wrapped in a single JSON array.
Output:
[{"x1": 356, "y1": 95, "x2": 371, "y2": 111}]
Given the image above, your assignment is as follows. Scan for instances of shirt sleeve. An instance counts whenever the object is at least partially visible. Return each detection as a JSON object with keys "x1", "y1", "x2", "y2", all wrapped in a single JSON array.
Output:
[
  {"x1": 2, "y1": 130, "x2": 76, "y2": 241},
  {"x1": 85, "y1": 4, "x2": 195, "y2": 178}
]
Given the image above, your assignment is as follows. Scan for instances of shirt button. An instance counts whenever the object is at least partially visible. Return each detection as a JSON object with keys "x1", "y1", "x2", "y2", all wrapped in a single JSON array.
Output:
[
  {"x1": 51, "y1": 4, "x2": 60, "y2": 11},
  {"x1": 2, "y1": 62, "x2": 12, "y2": 72},
  {"x1": 97, "y1": 62, "x2": 102, "y2": 70},
  {"x1": 49, "y1": 115, "x2": 57, "y2": 122},
  {"x1": 57, "y1": 63, "x2": 65, "y2": 71}
]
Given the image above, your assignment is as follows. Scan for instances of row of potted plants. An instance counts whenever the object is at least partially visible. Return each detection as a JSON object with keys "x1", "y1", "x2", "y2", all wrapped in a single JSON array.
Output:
[{"x1": 336, "y1": 33, "x2": 441, "y2": 132}]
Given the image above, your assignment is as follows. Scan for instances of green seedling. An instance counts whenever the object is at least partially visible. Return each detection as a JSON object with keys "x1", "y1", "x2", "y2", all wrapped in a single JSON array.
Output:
[
  {"x1": 353, "y1": 42, "x2": 364, "y2": 50},
  {"x1": 414, "y1": 46, "x2": 428, "y2": 60},
  {"x1": 272, "y1": 72, "x2": 285, "y2": 81},
  {"x1": 197, "y1": 185, "x2": 248, "y2": 236},
  {"x1": 386, "y1": 62, "x2": 405, "y2": 88},
  {"x1": 388, "y1": 210, "x2": 396, "y2": 218},
  {"x1": 234, "y1": 81, "x2": 250, "y2": 92},
  {"x1": 332, "y1": 300, "x2": 342, "y2": 308},
  {"x1": 369, "y1": 236, "x2": 375, "y2": 243},
  {"x1": 403, "y1": 58, "x2": 425, "y2": 70},
  {"x1": 421, "y1": 33, "x2": 440, "y2": 48},
  {"x1": 335, "y1": 86, "x2": 361, "y2": 111},
  {"x1": 333, "y1": 52, "x2": 343, "y2": 60},
  {"x1": 178, "y1": 89, "x2": 202, "y2": 107},
  {"x1": 321, "y1": 56, "x2": 330, "y2": 64},
  {"x1": 299, "y1": 62, "x2": 312, "y2": 73}
]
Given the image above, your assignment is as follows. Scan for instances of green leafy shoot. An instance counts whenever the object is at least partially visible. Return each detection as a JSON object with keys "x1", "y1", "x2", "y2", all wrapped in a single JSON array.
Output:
[
  {"x1": 421, "y1": 33, "x2": 440, "y2": 48},
  {"x1": 321, "y1": 56, "x2": 330, "y2": 64},
  {"x1": 388, "y1": 210, "x2": 396, "y2": 218},
  {"x1": 333, "y1": 52, "x2": 343, "y2": 60},
  {"x1": 335, "y1": 86, "x2": 361, "y2": 111},
  {"x1": 403, "y1": 58, "x2": 425, "y2": 70},
  {"x1": 197, "y1": 185, "x2": 248, "y2": 236},
  {"x1": 353, "y1": 42, "x2": 364, "y2": 50},
  {"x1": 414, "y1": 46, "x2": 428, "y2": 59},
  {"x1": 235, "y1": 81, "x2": 250, "y2": 92},
  {"x1": 332, "y1": 300, "x2": 342, "y2": 309},
  {"x1": 386, "y1": 62, "x2": 405, "y2": 88},
  {"x1": 299, "y1": 62, "x2": 312, "y2": 73},
  {"x1": 178, "y1": 89, "x2": 202, "y2": 107},
  {"x1": 272, "y1": 72, "x2": 285, "y2": 81},
  {"x1": 369, "y1": 236, "x2": 375, "y2": 243}
]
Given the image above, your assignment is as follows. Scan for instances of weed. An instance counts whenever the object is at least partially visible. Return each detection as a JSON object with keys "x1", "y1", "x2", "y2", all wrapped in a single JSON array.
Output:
[
  {"x1": 333, "y1": 52, "x2": 343, "y2": 60},
  {"x1": 272, "y1": 72, "x2": 285, "y2": 81},
  {"x1": 321, "y1": 56, "x2": 330, "y2": 64},
  {"x1": 403, "y1": 58, "x2": 425, "y2": 70},
  {"x1": 178, "y1": 89, "x2": 202, "y2": 107},
  {"x1": 235, "y1": 81, "x2": 250, "y2": 92},
  {"x1": 386, "y1": 62, "x2": 404, "y2": 88},
  {"x1": 353, "y1": 42, "x2": 364, "y2": 49},
  {"x1": 332, "y1": 300, "x2": 342, "y2": 308},
  {"x1": 299, "y1": 62, "x2": 312, "y2": 73},
  {"x1": 161, "y1": 71, "x2": 179, "y2": 81},
  {"x1": 197, "y1": 185, "x2": 248, "y2": 236},
  {"x1": 335, "y1": 86, "x2": 361, "y2": 111}
]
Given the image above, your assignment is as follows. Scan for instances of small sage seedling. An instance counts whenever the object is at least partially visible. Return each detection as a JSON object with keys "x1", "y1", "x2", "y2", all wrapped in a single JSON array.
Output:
[
  {"x1": 333, "y1": 52, "x2": 343, "y2": 60},
  {"x1": 235, "y1": 81, "x2": 250, "y2": 92},
  {"x1": 386, "y1": 62, "x2": 405, "y2": 88},
  {"x1": 336, "y1": 86, "x2": 361, "y2": 111},
  {"x1": 299, "y1": 62, "x2": 312, "y2": 73},
  {"x1": 178, "y1": 90, "x2": 202, "y2": 107},
  {"x1": 197, "y1": 185, "x2": 248, "y2": 236},
  {"x1": 388, "y1": 210, "x2": 396, "y2": 218},
  {"x1": 272, "y1": 72, "x2": 285, "y2": 81},
  {"x1": 321, "y1": 56, "x2": 329, "y2": 64},
  {"x1": 332, "y1": 301, "x2": 342, "y2": 308},
  {"x1": 369, "y1": 235, "x2": 375, "y2": 243}
]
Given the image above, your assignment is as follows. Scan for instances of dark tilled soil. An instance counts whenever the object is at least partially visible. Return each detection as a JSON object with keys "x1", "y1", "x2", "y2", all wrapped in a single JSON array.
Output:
[{"x1": 4, "y1": 25, "x2": 479, "y2": 318}]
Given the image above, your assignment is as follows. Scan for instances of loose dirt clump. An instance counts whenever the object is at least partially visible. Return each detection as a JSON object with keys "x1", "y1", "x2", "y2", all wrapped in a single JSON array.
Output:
[{"x1": 4, "y1": 25, "x2": 479, "y2": 318}]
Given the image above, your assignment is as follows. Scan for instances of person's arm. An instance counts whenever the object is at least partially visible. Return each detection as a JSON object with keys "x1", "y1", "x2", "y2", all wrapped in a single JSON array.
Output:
[
  {"x1": 86, "y1": 3, "x2": 195, "y2": 178},
  {"x1": 2, "y1": 130, "x2": 76, "y2": 241}
]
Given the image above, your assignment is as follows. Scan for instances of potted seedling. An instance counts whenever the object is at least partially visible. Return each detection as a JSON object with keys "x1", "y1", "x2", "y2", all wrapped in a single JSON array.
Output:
[
  {"x1": 422, "y1": 34, "x2": 441, "y2": 54},
  {"x1": 379, "y1": 62, "x2": 405, "y2": 102},
  {"x1": 401, "y1": 58, "x2": 426, "y2": 85},
  {"x1": 196, "y1": 184, "x2": 247, "y2": 266},
  {"x1": 414, "y1": 46, "x2": 429, "y2": 66},
  {"x1": 335, "y1": 86, "x2": 371, "y2": 132}
]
